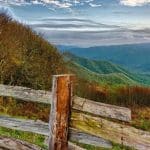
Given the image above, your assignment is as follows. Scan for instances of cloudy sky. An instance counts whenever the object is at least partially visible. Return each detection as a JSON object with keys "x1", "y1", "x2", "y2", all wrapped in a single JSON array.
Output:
[{"x1": 0, "y1": 0, "x2": 150, "y2": 47}]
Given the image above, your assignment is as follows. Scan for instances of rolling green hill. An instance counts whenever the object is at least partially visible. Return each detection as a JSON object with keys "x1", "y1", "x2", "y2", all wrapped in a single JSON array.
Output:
[{"x1": 64, "y1": 53, "x2": 150, "y2": 86}]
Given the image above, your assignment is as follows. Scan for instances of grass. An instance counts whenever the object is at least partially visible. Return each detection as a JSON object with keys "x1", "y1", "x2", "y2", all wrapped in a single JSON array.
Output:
[
  {"x1": 0, "y1": 97, "x2": 50, "y2": 122},
  {"x1": 0, "y1": 126, "x2": 134, "y2": 150},
  {"x1": 0, "y1": 126, "x2": 48, "y2": 149},
  {"x1": 72, "y1": 141, "x2": 135, "y2": 150},
  {"x1": 131, "y1": 107, "x2": 150, "y2": 131}
]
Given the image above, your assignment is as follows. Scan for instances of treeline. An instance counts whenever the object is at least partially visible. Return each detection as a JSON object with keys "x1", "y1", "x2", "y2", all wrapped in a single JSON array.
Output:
[
  {"x1": 75, "y1": 79, "x2": 150, "y2": 107},
  {"x1": 115, "y1": 86, "x2": 150, "y2": 107}
]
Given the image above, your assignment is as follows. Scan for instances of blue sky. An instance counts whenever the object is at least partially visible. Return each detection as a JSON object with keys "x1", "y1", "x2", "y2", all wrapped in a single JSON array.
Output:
[{"x1": 0, "y1": 0, "x2": 150, "y2": 47}]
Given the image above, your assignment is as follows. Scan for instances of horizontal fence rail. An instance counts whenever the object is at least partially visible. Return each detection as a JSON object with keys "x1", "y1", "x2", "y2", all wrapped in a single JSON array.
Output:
[
  {"x1": 0, "y1": 84, "x2": 131, "y2": 122},
  {"x1": 0, "y1": 115, "x2": 150, "y2": 150},
  {"x1": 0, "y1": 116, "x2": 112, "y2": 149},
  {"x1": 72, "y1": 112, "x2": 150, "y2": 150}
]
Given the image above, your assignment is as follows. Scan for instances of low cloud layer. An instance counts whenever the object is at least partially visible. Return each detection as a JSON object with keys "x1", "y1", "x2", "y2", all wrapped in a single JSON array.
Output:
[
  {"x1": 30, "y1": 17, "x2": 150, "y2": 47},
  {"x1": 39, "y1": 29, "x2": 150, "y2": 47},
  {"x1": 29, "y1": 18, "x2": 119, "y2": 32}
]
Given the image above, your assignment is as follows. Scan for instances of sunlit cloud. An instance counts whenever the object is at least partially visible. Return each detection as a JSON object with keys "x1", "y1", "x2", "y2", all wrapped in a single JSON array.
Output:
[
  {"x1": 89, "y1": 3, "x2": 101, "y2": 7},
  {"x1": 0, "y1": 0, "x2": 102, "y2": 8},
  {"x1": 120, "y1": 0, "x2": 150, "y2": 6},
  {"x1": 0, "y1": 0, "x2": 73, "y2": 8}
]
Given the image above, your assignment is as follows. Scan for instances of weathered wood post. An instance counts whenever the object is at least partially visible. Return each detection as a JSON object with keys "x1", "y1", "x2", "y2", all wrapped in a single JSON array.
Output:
[{"x1": 49, "y1": 75, "x2": 73, "y2": 150}]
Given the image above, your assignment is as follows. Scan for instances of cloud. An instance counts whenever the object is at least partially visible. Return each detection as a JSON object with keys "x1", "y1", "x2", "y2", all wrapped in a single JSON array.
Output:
[
  {"x1": 28, "y1": 17, "x2": 150, "y2": 47},
  {"x1": 85, "y1": 0, "x2": 94, "y2": 2},
  {"x1": 89, "y1": 3, "x2": 102, "y2": 7},
  {"x1": 38, "y1": 18, "x2": 119, "y2": 27},
  {"x1": 0, "y1": 0, "x2": 73, "y2": 8},
  {"x1": 0, "y1": 0, "x2": 103, "y2": 9},
  {"x1": 37, "y1": 28, "x2": 150, "y2": 47},
  {"x1": 0, "y1": 0, "x2": 31, "y2": 6},
  {"x1": 29, "y1": 17, "x2": 119, "y2": 32},
  {"x1": 44, "y1": 1, "x2": 72, "y2": 8},
  {"x1": 1, "y1": 0, "x2": 149, "y2": 8},
  {"x1": 120, "y1": 0, "x2": 150, "y2": 6}
]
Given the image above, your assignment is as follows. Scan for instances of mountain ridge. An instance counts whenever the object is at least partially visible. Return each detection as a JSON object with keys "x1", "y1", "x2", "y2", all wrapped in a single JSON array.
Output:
[
  {"x1": 59, "y1": 43, "x2": 150, "y2": 73},
  {"x1": 64, "y1": 52, "x2": 150, "y2": 86}
]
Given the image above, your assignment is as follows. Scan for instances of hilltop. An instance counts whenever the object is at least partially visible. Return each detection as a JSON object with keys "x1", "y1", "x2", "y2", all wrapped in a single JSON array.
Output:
[{"x1": 0, "y1": 13, "x2": 65, "y2": 90}]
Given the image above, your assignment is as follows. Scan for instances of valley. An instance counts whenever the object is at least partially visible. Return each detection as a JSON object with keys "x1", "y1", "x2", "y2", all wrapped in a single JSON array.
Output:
[{"x1": 59, "y1": 43, "x2": 150, "y2": 73}]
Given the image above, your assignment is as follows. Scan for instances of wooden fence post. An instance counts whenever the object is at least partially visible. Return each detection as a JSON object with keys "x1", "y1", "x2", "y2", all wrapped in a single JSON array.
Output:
[{"x1": 49, "y1": 75, "x2": 73, "y2": 150}]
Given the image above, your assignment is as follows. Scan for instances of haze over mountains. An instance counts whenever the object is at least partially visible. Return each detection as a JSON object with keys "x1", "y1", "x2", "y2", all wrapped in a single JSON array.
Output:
[
  {"x1": 64, "y1": 53, "x2": 150, "y2": 86},
  {"x1": 58, "y1": 43, "x2": 150, "y2": 73}
]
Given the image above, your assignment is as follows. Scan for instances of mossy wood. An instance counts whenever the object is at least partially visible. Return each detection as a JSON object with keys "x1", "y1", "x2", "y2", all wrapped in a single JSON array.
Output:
[
  {"x1": 0, "y1": 114, "x2": 149, "y2": 150},
  {"x1": 0, "y1": 115, "x2": 111, "y2": 149},
  {"x1": 71, "y1": 112, "x2": 150, "y2": 150}
]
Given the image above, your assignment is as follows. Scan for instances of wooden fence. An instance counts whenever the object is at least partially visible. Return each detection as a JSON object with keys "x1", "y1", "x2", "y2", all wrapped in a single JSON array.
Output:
[{"x1": 0, "y1": 74, "x2": 150, "y2": 150}]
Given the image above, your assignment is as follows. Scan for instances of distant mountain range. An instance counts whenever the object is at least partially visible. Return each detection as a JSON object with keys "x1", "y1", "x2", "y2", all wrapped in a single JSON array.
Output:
[
  {"x1": 64, "y1": 52, "x2": 150, "y2": 86},
  {"x1": 58, "y1": 43, "x2": 150, "y2": 73}
]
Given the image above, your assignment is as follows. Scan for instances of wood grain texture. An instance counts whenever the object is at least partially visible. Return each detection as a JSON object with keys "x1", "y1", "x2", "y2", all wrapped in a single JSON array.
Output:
[
  {"x1": 0, "y1": 136, "x2": 41, "y2": 150},
  {"x1": 0, "y1": 116, "x2": 112, "y2": 149},
  {"x1": 49, "y1": 75, "x2": 72, "y2": 150},
  {"x1": 0, "y1": 84, "x2": 131, "y2": 122},
  {"x1": 71, "y1": 112, "x2": 150, "y2": 150},
  {"x1": 0, "y1": 84, "x2": 52, "y2": 104},
  {"x1": 1, "y1": 114, "x2": 150, "y2": 150},
  {"x1": 69, "y1": 128, "x2": 112, "y2": 149},
  {"x1": 73, "y1": 96, "x2": 131, "y2": 122},
  {"x1": 68, "y1": 142, "x2": 85, "y2": 150}
]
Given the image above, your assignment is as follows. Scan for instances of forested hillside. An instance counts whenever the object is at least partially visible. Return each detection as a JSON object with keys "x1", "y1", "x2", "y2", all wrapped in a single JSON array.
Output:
[
  {"x1": 64, "y1": 52, "x2": 150, "y2": 86},
  {"x1": 0, "y1": 13, "x2": 65, "y2": 90},
  {"x1": 59, "y1": 43, "x2": 150, "y2": 73}
]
